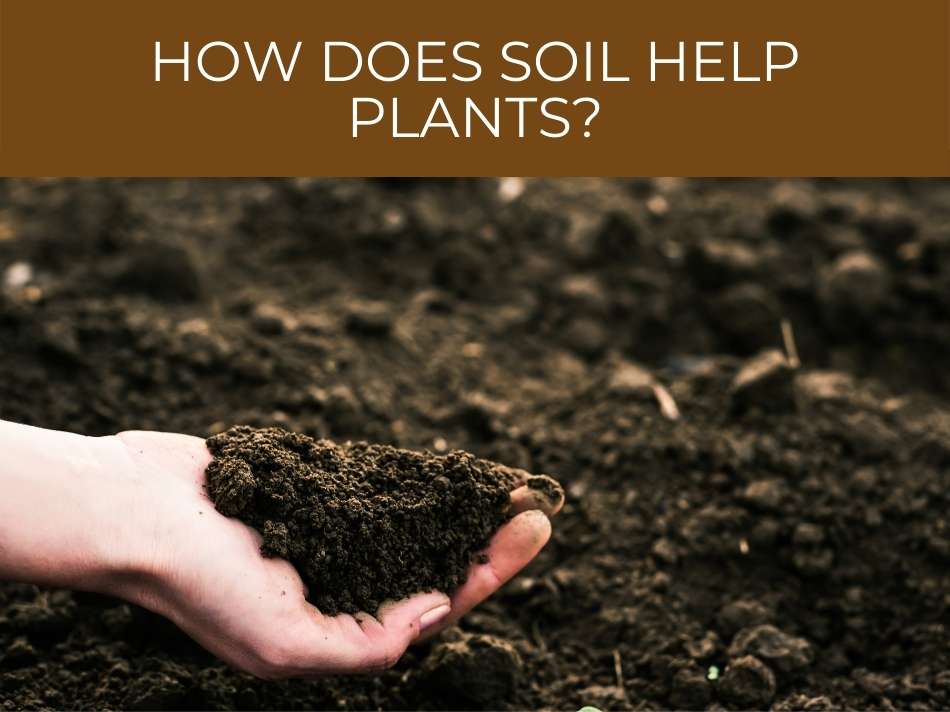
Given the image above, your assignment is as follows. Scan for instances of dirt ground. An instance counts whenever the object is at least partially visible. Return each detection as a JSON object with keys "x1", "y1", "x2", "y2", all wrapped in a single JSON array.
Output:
[{"x1": 1, "y1": 178, "x2": 949, "y2": 710}]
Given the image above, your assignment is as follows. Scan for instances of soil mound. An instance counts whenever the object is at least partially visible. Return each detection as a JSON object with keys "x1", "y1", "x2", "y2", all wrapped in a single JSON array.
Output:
[{"x1": 205, "y1": 426, "x2": 517, "y2": 615}]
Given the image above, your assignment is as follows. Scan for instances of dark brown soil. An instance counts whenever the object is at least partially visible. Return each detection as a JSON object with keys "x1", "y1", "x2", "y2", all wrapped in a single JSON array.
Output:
[
  {"x1": 1, "y1": 178, "x2": 949, "y2": 710},
  {"x1": 205, "y1": 425, "x2": 514, "y2": 615},
  {"x1": 523, "y1": 475, "x2": 563, "y2": 510}
]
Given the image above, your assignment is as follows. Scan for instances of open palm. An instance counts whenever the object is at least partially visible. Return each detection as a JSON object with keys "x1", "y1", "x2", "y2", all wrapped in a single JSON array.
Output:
[{"x1": 112, "y1": 430, "x2": 561, "y2": 678}]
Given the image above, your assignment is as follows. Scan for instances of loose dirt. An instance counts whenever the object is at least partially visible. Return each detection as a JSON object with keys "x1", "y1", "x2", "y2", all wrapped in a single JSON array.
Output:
[
  {"x1": 205, "y1": 425, "x2": 515, "y2": 615},
  {"x1": 1, "y1": 178, "x2": 948, "y2": 710}
]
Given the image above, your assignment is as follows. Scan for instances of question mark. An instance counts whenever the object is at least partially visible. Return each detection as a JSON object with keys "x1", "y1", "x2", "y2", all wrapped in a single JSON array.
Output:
[{"x1": 573, "y1": 97, "x2": 600, "y2": 138}]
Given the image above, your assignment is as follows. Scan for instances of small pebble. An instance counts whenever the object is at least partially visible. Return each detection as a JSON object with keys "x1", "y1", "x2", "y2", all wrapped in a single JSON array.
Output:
[
  {"x1": 719, "y1": 655, "x2": 777, "y2": 708},
  {"x1": 497, "y1": 177, "x2": 525, "y2": 203},
  {"x1": 558, "y1": 274, "x2": 609, "y2": 314},
  {"x1": 819, "y1": 250, "x2": 891, "y2": 315},
  {"x1": 251, "y1": 304, "x2": 297, "y2": 335},
  {"x1": 562, "y1": 317, "x2": 608, "y2": 358},
  {"x1": 718, "y1": 599, "x2": 772, "y2": 637},
  {"x1": 793, "y1": 522, "x2": 826, "y2": 546},
  {"x1": 670, "y1": 665, "x2": 713, "y2": 709},
  {"x1": 686, "y1": 239, "x2": 761, "y2": 288},
  {"x1": 607, "y1": 361, "x2": 655, "y2": 397},
  {"x1": 730, "y1": 350, "x2": 796, "y2": 413},
  {"x1": 728, "y1": 624, "x2": 814, "y2": 677},
  {"x1": 742, "y1": 479, "x2": 786, "y2": 511},
  {"x1": 793, "y1": 549, "x2": 835, "y2": 576},
  {"x1": 3, "y1": 261, "x2": 33, "y2": 290},
  {"x1": 795, "y1": 371, "x2": 853, "y2": 402},
  {"x1": 345, "y1": 300, "x2": 393, "y2": 335},
  {"x1": 651, "y1": 537, "x2": 679, "y2": 565},
  {"x1": 422, "y1": 633, "x2": 522, "y2": 708}
]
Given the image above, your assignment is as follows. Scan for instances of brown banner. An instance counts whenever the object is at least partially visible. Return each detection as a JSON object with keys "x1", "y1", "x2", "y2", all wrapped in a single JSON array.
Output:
[{"x1": 0, "y1": 0, "x2": 948, "y2": 176}]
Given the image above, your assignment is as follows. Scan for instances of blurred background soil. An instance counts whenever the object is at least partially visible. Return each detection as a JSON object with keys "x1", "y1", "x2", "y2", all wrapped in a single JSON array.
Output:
[{"x1": 0, "y1": 178, "x2": 949, "y2": 710}]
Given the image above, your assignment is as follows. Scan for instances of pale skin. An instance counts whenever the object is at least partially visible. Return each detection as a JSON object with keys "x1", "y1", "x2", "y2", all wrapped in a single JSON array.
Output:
[{"x1": 0, "y1": 419, "x2": 561, "y2": 679}]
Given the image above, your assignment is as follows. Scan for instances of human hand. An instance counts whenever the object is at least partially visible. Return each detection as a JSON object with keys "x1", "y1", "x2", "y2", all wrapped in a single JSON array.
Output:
[{"x1": 108, "y1": 430, "x2": 562, "y2": 678}]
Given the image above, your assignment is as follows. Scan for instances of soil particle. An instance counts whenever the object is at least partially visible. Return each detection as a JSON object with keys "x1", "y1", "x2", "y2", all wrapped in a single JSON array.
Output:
[
  {"x1": 717, "y1": 600, "x2": 773, "y2": 638},
  {"x1": 455, "y1": 392, "x2": 510, "y2": 439},
  {"x1": 709, "y1": 283, "x2": 781, "y2": 353},
  {"x1": 106, "y1": 242, "x2": 203, "y2": 303},
  {"x1": 523, "y1": 475, "x2": 564, "y2": 510},
  {"x1": 859, "y1": 202, "x2": 918, "y2": 250},
  {"x1": 344, "y1": 300, "x2": 394, "y2": 336},
  {"x1": 684, "y1": 631, "x2": 719, "y2": 661},
  {"x1": 719, "y1": 655, "x2": 777, "y2": 708},
  {"x1": 819, "y1": 250, "x2": 891, "y2": 316},
  {"x1": 741, "y1": 479, "x2": 787, "y2": 511},
  {"x1": 730, "y1": 349, "x2": 796, "y2": 413},
  {"x1": 562, "y1": 317, "x2": 609, "y2": 358},
  {"x1": 2, "y1": 262, "x2": 32, "y2": 290},
  {"x1": 557, "y1": 274, "x2": 610, "y2": 314},
  {"x1": 204, "y1": 426, "x2": 517, "y2": 615},
  {"x1": 767, "y1": 181, "x2": 820, "y2": 236},
  {"x1": 685, "y1": 239, "x2": 761, "y2": 289},
  {"x1": 38, "y1": 320, "x2": 82, "y2": 363},
  {"x1": 250, "y1": 303, "x2": 298, "y2": 335},
  {"x1": 322, "y1": 384, "x2": 364, "y2": 433},
  {"x1": 100, "y1": 604, "x2": 134, "y2": 636},
  {"x1": 772, "y1": 693, "x2": 835, "y2": 710},
  {"x1": 651, "y1": 537, "x2": 679, "y2": 565},
  {"x1": 574, "y1": 684, "x2": 628, "y2": 711},
  {"x1": 420, "y1": 632, "x2": 523, "y2": 709},
  {"x1": 124, "y1": 666, "x2": 192, "y2": 710},
  {"x1": 795, "y1": 370, "x2": 854, "y2": 403},
  {"x1": 792, "y1": 522, "x2": 825, "y2": 546},
  {"x1": 0, "y1": 637, "x2": 37, "y2": 668},
  {"x1": 670, "y1": 664, "x2": 713, "y2": 710},
  {"x1": 792, "y1": 548, "x2": 835, "y2": 577},
  {"x1": 728, "y1": 625, "x2": 814, "y2": 678},
  {"x1": 606, "y1": 360, "x2": 655, "y2": 398},
  {"x1": 5, "y1": 591, "x2": 76, "y2": 640},
  {"x1": 594, "y1": 209, "x2": 641, "y2": 259}
]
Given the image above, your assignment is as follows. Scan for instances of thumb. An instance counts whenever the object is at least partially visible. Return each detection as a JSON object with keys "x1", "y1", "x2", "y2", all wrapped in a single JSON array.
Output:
[{"x1": 353, "y1": 591, "x2": 451, "y2": 671}]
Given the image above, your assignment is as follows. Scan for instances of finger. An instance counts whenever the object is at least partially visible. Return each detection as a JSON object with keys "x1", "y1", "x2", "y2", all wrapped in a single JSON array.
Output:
[
  {"x1": 313, "y1": 592, "x2": 451, "y2": 674},
  {"x1": 509, "y1": 478, "x2": 565, "y2": 517},
  {"x1": 371, "y1": 591, "x2": 453, "y2": 644},
  {"x1": 417, "y1": 509, "x2": 551, "y2": 642}
]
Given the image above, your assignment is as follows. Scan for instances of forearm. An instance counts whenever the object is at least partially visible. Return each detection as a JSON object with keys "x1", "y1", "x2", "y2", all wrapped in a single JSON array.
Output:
[{"x1": 0, "y1": 419, "x2": 144, "y2": 592}]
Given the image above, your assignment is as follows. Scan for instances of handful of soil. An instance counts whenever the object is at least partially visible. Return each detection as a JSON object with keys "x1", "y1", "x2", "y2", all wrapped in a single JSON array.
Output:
[{"x1": 205, "y1": 426, "x2": 548, "y2": 615}]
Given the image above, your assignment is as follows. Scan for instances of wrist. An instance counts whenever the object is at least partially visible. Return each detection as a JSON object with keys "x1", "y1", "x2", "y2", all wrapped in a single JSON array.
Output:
[
  {"x1": 90, "y1": 431, "x2": 214, "y2": 619},
  {"x1": 80, "y1": 434, "x2": 167, "y2": 598},
  {"x1": 0, "y1": 421, "x2": 162, "y2": 599}
]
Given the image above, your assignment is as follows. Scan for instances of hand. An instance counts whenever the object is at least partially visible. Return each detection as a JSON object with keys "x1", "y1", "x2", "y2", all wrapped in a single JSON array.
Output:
[{"x1": 109, "y1": 430, "x2": 562, "y2": 678}]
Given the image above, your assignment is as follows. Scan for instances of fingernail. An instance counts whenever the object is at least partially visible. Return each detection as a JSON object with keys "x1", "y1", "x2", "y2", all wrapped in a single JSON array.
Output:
[
  {"x1": 524, "y1": 508, "x2": 550, "y2": 523},
  {"x1": 419, "y1": 604, "x2": 452, "y2": 634}
]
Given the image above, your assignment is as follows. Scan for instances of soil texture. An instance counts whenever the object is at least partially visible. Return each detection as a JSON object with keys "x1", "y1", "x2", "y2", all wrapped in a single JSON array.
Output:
[
  {"x1": 205, "y1": 425, "x2": 514, "y2": 615},
  {"x1": 0, "y1": 178, "x2": 949, "y2": 710}
]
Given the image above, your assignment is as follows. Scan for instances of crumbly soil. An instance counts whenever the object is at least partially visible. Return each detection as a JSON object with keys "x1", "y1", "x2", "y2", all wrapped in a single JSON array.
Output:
[
  {"x1": 1, "y1": 178, "x2": 949, "y2": 710},
  {"x1": 205, "y1": 425, "x2": 515, "y2": 615}
]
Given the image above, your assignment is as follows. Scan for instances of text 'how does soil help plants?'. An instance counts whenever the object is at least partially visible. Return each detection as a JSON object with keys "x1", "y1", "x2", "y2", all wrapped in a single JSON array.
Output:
[{"x1": 153, "y1": 40, "x2": 800, "y2": 139}]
